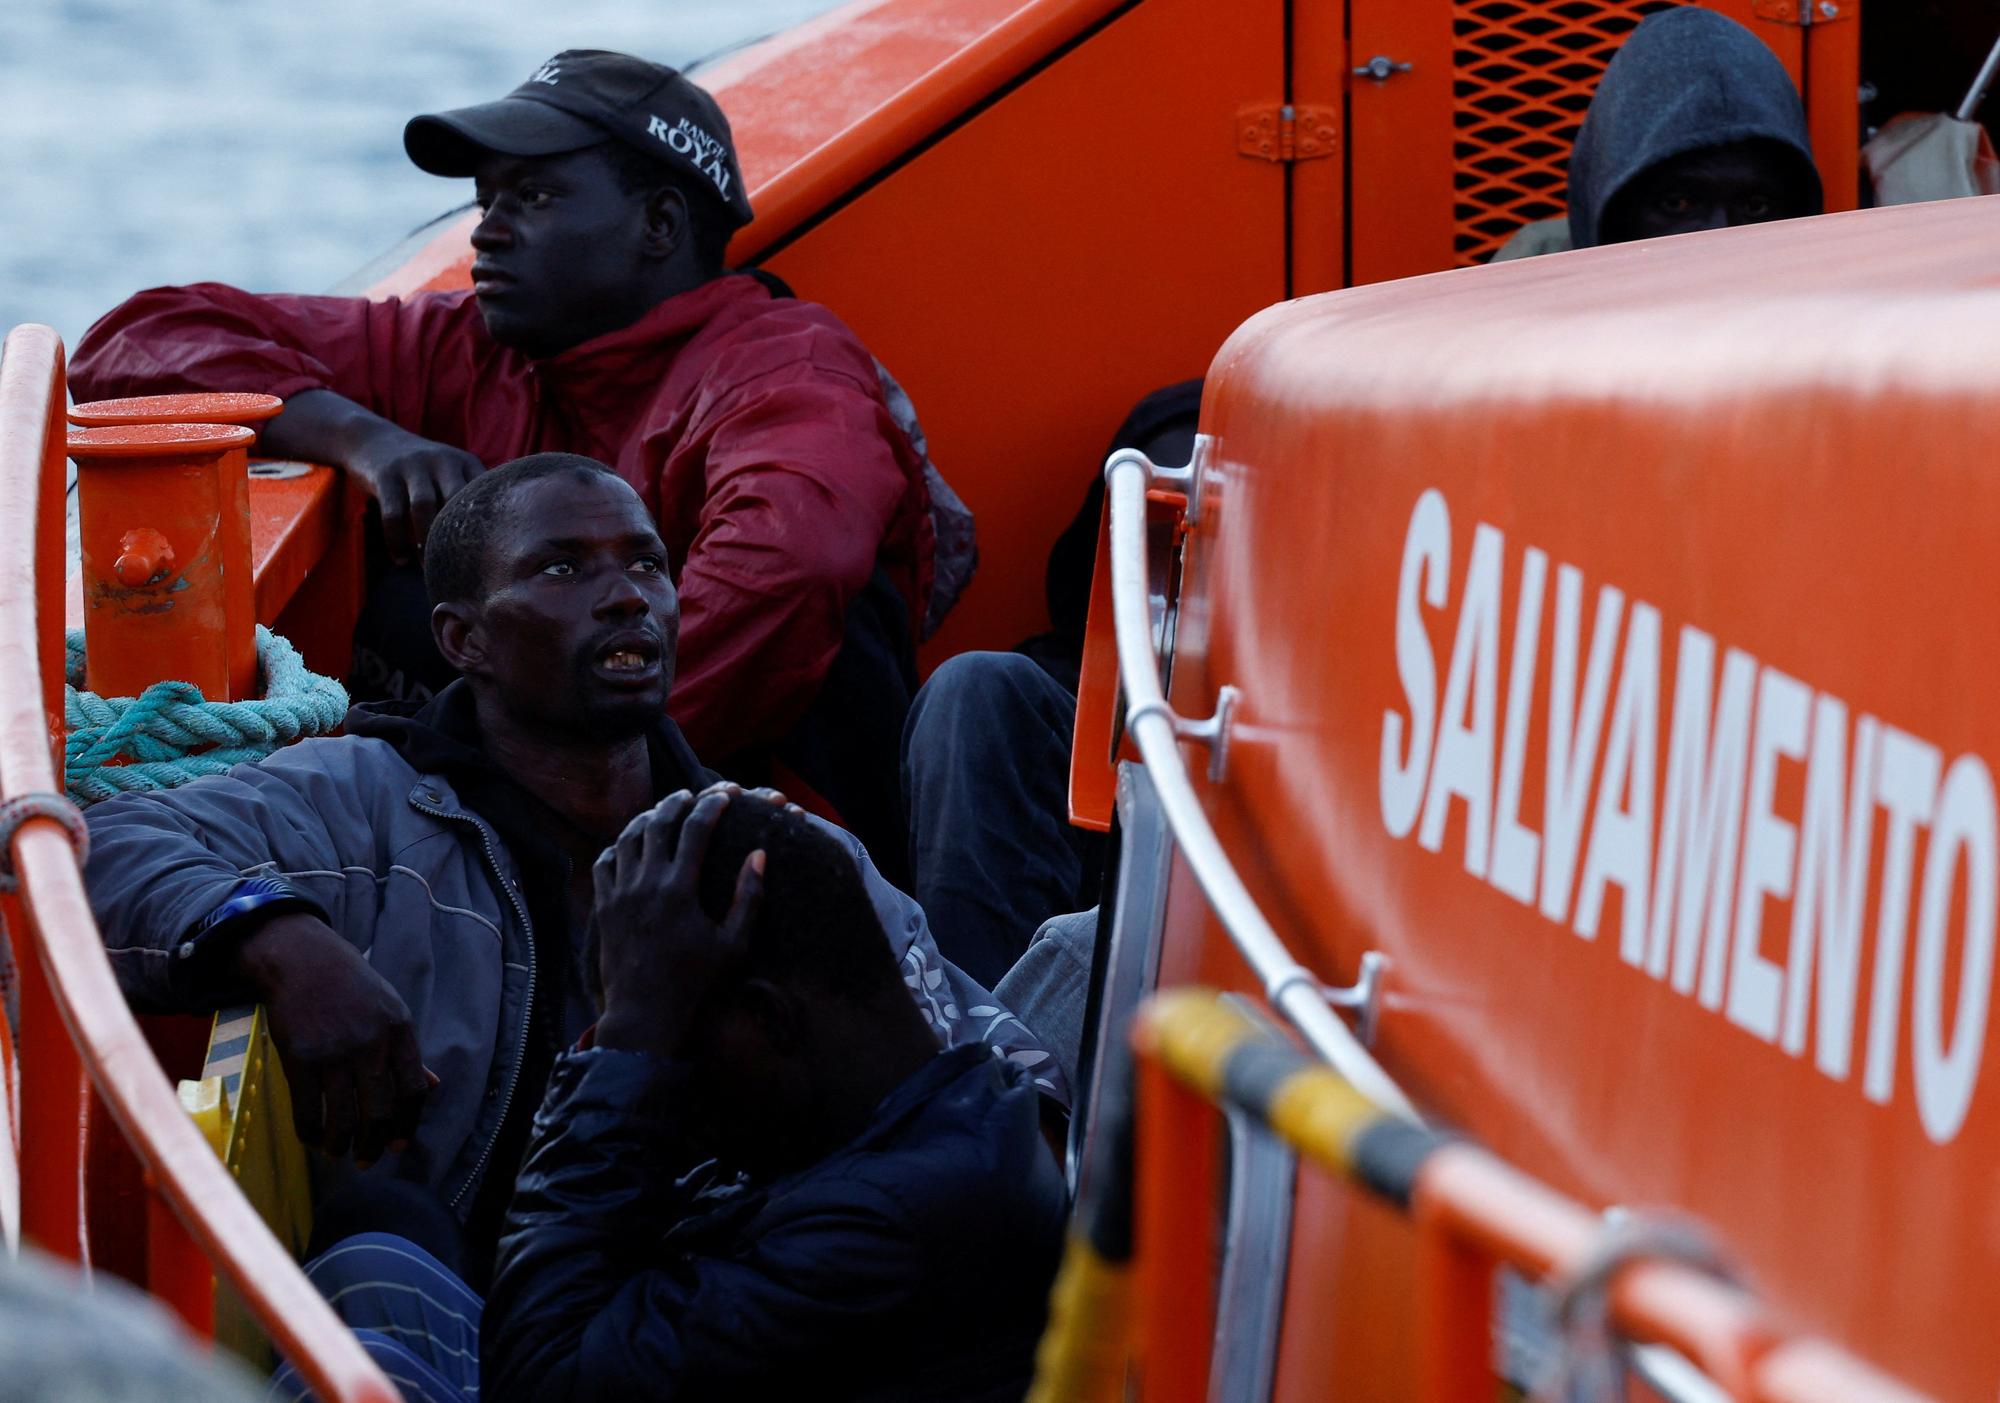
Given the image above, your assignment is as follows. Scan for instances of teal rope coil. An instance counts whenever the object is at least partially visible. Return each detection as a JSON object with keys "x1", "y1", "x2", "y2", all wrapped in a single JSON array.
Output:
[{"x1": 63, "y1": 626, "x2": 349, "y2": 806}]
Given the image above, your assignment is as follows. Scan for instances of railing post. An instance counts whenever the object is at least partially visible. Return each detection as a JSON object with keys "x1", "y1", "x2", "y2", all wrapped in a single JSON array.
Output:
[
  {"x1": 0, "y1": 325, "x2": 86, "y2": 1262},
  {"x1": 1413, "y1": 1180, "x2": 1496, "y2": 1403},
  {"x1": 67, "y1": 422, "x2": 259, "y2": 701},
  {"x1": 1130, "y1": 1027, "x2": 1219, "y2": 1403},
  {"x1": 146, "y1": 1178, "x2": 217, "y2": 1338}
]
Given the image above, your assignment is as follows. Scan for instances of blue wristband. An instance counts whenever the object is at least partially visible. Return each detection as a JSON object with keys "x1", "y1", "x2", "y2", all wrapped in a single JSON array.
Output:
[{"x1": 176, "y1": 875, "x2": 327, "y2": 971}]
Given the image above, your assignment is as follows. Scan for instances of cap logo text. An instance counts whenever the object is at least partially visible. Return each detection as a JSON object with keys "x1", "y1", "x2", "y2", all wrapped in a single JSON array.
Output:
[
  {"x1": 645, "y1": 113, "x2": 733, "y2": 200},
  {"x1": 531, "y1": 64, "x2": 560, "y2": 85}
]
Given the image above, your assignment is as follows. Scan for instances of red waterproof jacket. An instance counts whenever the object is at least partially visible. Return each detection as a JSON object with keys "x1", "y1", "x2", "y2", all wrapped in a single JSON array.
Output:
[{"x1": 69, "y1": 274, "x2": 934, "y2": 758}]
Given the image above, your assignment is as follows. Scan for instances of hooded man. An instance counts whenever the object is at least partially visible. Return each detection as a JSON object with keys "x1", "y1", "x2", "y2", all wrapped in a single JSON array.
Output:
[
  {"x1": 69, "y1": 50, "x2": 932, "y2": 866},
  {"x1": 1491, "y1": 7, "x2": 1823, "y2": 260}
]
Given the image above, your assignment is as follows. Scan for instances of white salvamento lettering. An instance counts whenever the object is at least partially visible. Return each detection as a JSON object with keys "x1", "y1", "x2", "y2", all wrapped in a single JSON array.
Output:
[
  {"x1": 1575, "y1": 601, "x2": 1659, "y2": 953},
  {"x1": 1864, "y1": 727, "x2": 1939, "y2": 1104},
  {"x1": 1911, "y1": 754, "x2": 1997, "y2": 1142},
  {"x1": 1728, "y1": 666, "x2": 1809, "y2": 1043},
  {"x1": 1380, "y1": 489, "x2": 1450, "y2": 838},
  {"x1": 1377, "y1": 487, "x2": 2000, "y2": 1143},
  {"x1": 1782, "y1": 699, "x2": 1876, "y2": 1079},
  {"x1": 1489, "y1": 547, "x2": 1547, "y2": 905},
  {"x1": 1649, "y1": 632, "x2": 1753, "y2": 1010},
  {"x1": 1419, "y1": 522, "x2": 1503, "y2": 875},
  {"x1": 1539, "y1": 567, "x2": 1620, "y2": 926}
]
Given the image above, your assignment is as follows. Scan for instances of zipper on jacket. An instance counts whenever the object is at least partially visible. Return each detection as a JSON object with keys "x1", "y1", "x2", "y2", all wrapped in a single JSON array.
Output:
[{"x1": 410, "y1": 794, "x2": 537, "y2": 1210}]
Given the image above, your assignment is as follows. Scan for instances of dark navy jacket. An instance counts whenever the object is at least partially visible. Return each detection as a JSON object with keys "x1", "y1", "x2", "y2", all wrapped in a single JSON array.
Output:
[{"x1": 482, "y1": 1043, "x2": 1068, "y2": 1402}]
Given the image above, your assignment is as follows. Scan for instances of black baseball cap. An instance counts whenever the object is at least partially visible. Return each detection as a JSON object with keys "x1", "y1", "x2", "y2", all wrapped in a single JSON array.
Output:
[{"x1": 404, "y1": 49, "x2": 754, "y2": 227}]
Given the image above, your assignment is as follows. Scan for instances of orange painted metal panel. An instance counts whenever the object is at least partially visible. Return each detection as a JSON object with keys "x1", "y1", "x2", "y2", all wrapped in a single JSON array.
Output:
[
  {"x1": 1808, "y1": 9, "x2": 1863, "y2": 212},
  {"x1": 1130, "y1": 1030, "x2": 1219, "y2": 1403},
  {"x1": 1290, "y1": 0, "x2": 1350, "y2": 298},
  {"x1": 766, "y1": 0, "x2": 1288, "y2": 662},
  {"x1": 1170, "y1": 196, "x2": 2000, "y2": 1400},
  {"x1": 1348, "y1": 0, "x2": 1458, "y2": 281}
]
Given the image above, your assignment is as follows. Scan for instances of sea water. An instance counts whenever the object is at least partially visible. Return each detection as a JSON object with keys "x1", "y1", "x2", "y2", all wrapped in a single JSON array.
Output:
[{"x1": 0, "y1": 0, "x2": 839, "y2": 355}]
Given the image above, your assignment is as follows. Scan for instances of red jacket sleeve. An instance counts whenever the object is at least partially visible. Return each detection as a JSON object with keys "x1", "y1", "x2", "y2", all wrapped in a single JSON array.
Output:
[
  {"x1": 665, "y1": 360, "x2": 913, "y2": 757},
  {"x1": 69, "y1": 282, "x2": 471, "y2": 432}
]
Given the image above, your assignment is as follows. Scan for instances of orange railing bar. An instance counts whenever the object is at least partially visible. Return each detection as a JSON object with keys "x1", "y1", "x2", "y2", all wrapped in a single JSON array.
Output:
[
  {"x1": 0, "y1": 324, "x2": 400, "y2": 1403},
  {"x1": 1128, "y1": 990, "x2": 1933, "y2": 1403}
]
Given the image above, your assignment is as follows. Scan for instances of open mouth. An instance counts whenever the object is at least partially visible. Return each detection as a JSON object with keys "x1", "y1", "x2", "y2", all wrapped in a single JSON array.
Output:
[{"x1": 591, "y1": 635, "x2": 663, "y2": 684}]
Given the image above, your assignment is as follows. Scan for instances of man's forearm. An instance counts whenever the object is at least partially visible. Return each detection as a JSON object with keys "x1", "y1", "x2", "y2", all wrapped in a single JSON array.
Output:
[{"x1": 256, "y1": 388, "x2": 398, "y2": 469}]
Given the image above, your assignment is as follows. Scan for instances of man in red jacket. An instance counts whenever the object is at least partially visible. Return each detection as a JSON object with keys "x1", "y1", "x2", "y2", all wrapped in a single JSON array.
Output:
[{"x1": 70, "y1": 50, "x2": 931, "y2": 869}]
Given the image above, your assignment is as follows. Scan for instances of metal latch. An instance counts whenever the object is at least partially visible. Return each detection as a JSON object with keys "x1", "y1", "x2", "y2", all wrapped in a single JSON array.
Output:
[
  {"x1": 1236, "y1": 103, "x2": 1337, "y2": 163},
  {"x1": 1352, "y1": 54, "x2": 1413, "y2": 81},
  {"x1": 1751, "y1": 0, "x2": 1851, "y2": 24}
]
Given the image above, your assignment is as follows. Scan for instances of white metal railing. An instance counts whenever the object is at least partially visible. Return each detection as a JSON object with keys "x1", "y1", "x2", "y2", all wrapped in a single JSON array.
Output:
[
  {"x1": 1103, "y1": 442, "x2": 1735, "y2": 1402},
  {"x1": 1102, "y1": 446, "x2": 1416, "y2": 1119}
]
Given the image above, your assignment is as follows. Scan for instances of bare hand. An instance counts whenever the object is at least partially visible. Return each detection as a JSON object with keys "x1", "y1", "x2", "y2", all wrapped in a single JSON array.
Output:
[
  {"x1": 592, "y1": 789, "x2": 764, "y2": 1060},
  {"x1": 345, "y1": 423, "x2": 484, "y2": 564},
  {"x1": 237, "y1": 913, "x2": 430, "y2": 1166}
]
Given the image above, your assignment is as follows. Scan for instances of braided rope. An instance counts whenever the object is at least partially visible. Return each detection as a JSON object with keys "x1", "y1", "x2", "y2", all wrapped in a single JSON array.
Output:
[
  {"x1": 62, "y1": 628, "x2": 348, "y2": 806},
  {"x1": 0, "y1": 792, "x2": 89, "y2": 894}
]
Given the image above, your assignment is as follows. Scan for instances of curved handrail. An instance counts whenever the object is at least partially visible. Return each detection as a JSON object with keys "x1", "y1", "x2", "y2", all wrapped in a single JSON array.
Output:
[
  {"x1": 1104, "y1": 448, "x2": 1836, "y2": 1403},
  {"x1": 1102, "y1": 447, "x2": 1416, "y2": 1119},
  {"x1": 0, "y1": 325, "x2": 400, "y2": 1403}
]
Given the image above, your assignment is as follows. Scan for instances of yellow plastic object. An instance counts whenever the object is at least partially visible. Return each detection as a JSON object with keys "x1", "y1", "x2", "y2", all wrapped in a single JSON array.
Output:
[
  {"x1": 175, "y1": 1076, "x2": 228, "y2": 1157},
  {"x1": 189, "y1": 1005, "x2": 314, "y2": 1369}
]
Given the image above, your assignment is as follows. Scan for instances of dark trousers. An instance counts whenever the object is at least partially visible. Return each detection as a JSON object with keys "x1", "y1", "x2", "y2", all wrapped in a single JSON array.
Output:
[{"x1": 899, "y1": 651, "x2": 1103, "y2": 987}]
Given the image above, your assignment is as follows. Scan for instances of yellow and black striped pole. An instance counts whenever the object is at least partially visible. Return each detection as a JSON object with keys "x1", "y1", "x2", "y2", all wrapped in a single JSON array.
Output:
[{"x1": 1024, "y1": 987, "x2": 1454, "y2": 1403}]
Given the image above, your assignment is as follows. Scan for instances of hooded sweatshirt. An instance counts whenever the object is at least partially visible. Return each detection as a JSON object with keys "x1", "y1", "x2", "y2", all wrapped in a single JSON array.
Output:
[{"x1": 1564, "y1": 6, "x2": 1820, "y2": 249}]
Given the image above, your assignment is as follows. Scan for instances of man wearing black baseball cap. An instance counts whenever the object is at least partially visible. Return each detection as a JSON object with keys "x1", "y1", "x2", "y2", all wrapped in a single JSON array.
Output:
[{"x1": 72, "y1": 50, "x2": 936, "y2": 867}]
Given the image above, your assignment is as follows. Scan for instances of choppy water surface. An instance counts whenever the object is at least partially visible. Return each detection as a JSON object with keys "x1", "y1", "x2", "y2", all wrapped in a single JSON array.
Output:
[{"x1": 0, "y1": 0, "x2": 839, "y2": 355}]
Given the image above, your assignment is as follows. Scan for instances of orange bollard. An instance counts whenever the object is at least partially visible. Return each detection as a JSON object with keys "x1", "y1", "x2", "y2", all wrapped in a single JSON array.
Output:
[
  {"x1": 69, "y1": 391, "x2": 283, "y2": 432},
  {"x1": 67, "y1": 423, "x2": 259, "y2": 702}
]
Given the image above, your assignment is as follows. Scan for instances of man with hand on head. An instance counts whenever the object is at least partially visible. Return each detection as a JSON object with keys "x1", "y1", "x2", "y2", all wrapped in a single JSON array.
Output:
[
  {"x1": 267, "y1": 786, "x2": 1068, "y2": 1403},
  {"x1": 82, "y1": 455, "x2": 1056, "y2": 1285},
  {"x1": 70, "y1": 50, "x2": 933, "y2": 860}
]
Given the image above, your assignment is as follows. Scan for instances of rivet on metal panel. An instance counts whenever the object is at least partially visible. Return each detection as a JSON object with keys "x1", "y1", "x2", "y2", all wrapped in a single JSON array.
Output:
[{"x1": 1323, "y1": 951, "x2": 1389, "y2": 1047}]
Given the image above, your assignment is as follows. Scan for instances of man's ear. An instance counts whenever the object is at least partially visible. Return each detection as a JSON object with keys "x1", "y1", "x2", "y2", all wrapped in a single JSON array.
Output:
[
  {"x1": 432, "y1": 601, "x2": 485, "y2": 675},
  {"x1": 642, "y1": 184, "x2": 690, "y2": 262}
]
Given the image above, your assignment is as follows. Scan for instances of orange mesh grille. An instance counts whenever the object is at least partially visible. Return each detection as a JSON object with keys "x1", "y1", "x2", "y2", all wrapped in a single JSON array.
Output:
[{"x1": 1453, "y1": 0, "x2": 1690, "y2": 263}]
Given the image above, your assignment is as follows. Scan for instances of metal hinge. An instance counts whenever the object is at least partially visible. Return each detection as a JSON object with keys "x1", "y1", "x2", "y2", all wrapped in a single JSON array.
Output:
[
  {"x1": 1236, "y1": 103, "x2": 1337, "y2": 163},
  {"x1": 1752, "y1": 0, "x2": 1852, "y2": 24}
]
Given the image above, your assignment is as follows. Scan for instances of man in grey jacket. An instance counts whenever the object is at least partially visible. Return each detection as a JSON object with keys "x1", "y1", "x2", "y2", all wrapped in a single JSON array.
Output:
[{"x1": 83, "y1": 452, "x2": 1059, "y2": 1278}]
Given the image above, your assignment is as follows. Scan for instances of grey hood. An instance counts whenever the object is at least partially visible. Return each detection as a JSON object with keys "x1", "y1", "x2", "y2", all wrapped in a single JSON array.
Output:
[{"x1": 1567, "y1": 7, "x2": 1820, "y2": 248}]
